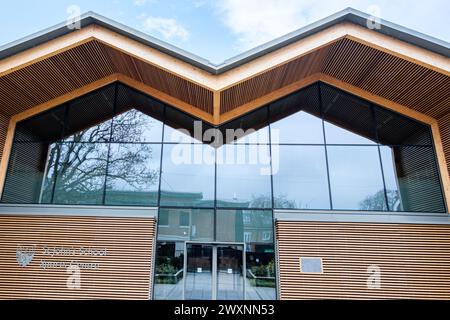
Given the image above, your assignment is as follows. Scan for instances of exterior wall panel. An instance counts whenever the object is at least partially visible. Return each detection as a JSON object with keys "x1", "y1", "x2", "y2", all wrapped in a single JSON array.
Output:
[
  {"x1": 438, "y1": 112, "x2": 450, "y2": 178},
  {"x1": 0, "y1": 113, "x2": 9, "y2": 164},
  {"x1": 0, "y1": 215, "x2": 155, "y2": 299},
  {"x1": 276, "y1": 220, "x2": 450, "y2": 299}
]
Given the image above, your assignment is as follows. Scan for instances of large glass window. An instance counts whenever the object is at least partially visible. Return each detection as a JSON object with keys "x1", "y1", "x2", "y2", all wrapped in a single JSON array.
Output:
[
  {"x1": 273, "y1": 145, "x2": 330, "y2": 209},
  {"x1": 379, "y1": 146, "x2": 403, "y2": 211},
  {"x1": 105, "y1": 143, "x2": 161, "y2": 206},
  {"x1": 157, "y1": 208, "x2": 214, "y2": 241},
  {"x1": 160, "y1": 143, "x2": 215, "y2": 207},
  {"x1": 216, "y1": 144, "x2": 272, "y2": 208},
  {"x1": 327, "y1": 146, "x2": 385, "y2": 210},
  {"x1": 216, "y1": 209, "x2": 273, "y2": 243},
  {"x1": 1, "y1": 82, "x2": 446, "y2": 213},
  {"x1": 52, "y1": 142, "x2": 109, "y2": 205},
  {"x1": 269, "y1": 85, "x2": 323, "y2": 144},
  {"x1": 111, "y1": 109, "x2": 163, "y2": 143}
]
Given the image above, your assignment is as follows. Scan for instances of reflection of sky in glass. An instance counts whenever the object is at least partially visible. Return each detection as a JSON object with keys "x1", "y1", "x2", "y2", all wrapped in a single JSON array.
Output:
[
  {"x1": 216, "y1": 144, "x2": 272, "y2": 207},
  {"x1": 40, "y1": 143, "x2": 58, "y2": 203},
  {"x1": 271, "y1": 111, "x2": 324, "y2": 144},
  {"x1": 379, "y1": 146, "x2": 403, "y2": 211},
  {"x1": 324, "y1": 121, "x2": 376, "y2": 145},
  {"x1": 379, "y1": 146, "x2": 400, "y2": 192},
  {"x1": 163, "y1": 125, "x2": 199, "y2": 144},
  {"x1": 228, "y1": 126, "x2": 270, "y2": 144},
  {"x1": 273, "y1": 146, "x2": 330, "y2": 209},
  {"x1": 160, "y1": 144, "x2": 215, "y2": 206},
  {"x1": 327, "y1": 146, "x2": 385, "y2": 210}
]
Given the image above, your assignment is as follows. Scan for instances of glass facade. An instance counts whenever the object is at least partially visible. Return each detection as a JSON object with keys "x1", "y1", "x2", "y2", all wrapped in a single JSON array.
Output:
[
  {"x1": 154, "y1": 208, "x2": 275, "y2": 300},
  {"x1": 1, "y1": 82, "x2": 445, "y2": 212},
  {"x1": 1, "y1": 81, "x2": 447, "y2": 299}
]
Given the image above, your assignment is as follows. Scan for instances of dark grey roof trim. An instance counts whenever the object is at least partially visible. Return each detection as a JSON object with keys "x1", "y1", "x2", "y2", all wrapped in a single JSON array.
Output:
[{"x1": 0, "y1": 8, "x2": 448, "y2": 75}]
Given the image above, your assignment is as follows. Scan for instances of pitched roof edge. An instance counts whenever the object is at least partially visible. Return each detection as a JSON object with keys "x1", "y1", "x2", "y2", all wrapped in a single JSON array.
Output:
[{"x1": 0, "y1": 8, "x2": 448, "y2": 75}]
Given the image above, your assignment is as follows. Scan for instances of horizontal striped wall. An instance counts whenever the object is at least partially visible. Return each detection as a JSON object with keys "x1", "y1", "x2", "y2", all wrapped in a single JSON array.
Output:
[
  {"x1": 0, "y1": 215, "x2": 155, "y2": 299},
  {"x1": 276, "y1": 220, "x2": 450, "y2": 299}
]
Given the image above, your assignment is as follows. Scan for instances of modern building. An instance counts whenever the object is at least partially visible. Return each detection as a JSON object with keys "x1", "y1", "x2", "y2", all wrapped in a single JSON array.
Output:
[{"x1": 0, "y1": 8, "x2": 449, "y2": 299}]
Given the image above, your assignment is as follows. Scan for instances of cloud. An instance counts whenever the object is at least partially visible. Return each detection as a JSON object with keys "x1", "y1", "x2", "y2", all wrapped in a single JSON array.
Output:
[
  {"x1": 214, "y1": 0, "x2": 450, "y2": 52},
  {"x1": 193, "y1": 1, "x2": 207, "y2": 8},
  {"x1": 134, "y1": 0, "x2": 147, "y2": 5},
  {"x1": 214, "y1": 0, "x2": 354, "y2": 50},
  {"x1": 142, "y1": 16, "x2": 189, "y2": 41}
]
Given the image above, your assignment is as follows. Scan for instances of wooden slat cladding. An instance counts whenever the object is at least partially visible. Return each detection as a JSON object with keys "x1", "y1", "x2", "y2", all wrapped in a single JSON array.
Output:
[
  {"x1": 220, "y1": 37, "x2": 450, "y2": 119},
  {"x1": 0, "y1": 41, "x2": 115, "y2": 117},
  {"x1": 322, "y1": 38, "x2": 450, "y2": 119},
  {"x1": 220, "y1": 46, "x2": 331, "y2": 113},
  {"x1": 0, "y1": 114, "x2": 9, "y2": 164},
  {"x1": 0, "y1": 215, "x2": 155, "y2": 299},
  {"x1": 0, "y1": 40, "x2": 214, "y2": 117},
  {"x1": 220, "y1": 37, "x2": 450, "y2": 133},
  {"x1": 276, "y1": 220, "x2": 450, "y2": 299},
  {"x1": 103, "y1": 45, "x2": 214, "y2": 113}
]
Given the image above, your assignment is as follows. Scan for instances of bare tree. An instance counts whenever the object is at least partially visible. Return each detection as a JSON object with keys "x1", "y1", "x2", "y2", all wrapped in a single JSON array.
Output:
[
  {"x1": 251, "y1": 194, "x2": 296, "y2": 209},
  {"x1": 359, "y1": 189, "x2": 401, "y2": 211},
  {"x1": 42, "y1": 109, "x2": 160, "y2": 203}
]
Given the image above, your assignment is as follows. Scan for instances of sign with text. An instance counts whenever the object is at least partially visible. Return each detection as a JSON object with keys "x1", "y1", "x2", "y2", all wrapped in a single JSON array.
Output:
[{"x1": 0, "y1": 214, "x2": 155, "y2": 299}]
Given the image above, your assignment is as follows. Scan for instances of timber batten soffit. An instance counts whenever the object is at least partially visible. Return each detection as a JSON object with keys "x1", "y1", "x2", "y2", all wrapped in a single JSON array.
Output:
[{"x1": 0, "y1": 7, "x2": 449, "y2": 126}]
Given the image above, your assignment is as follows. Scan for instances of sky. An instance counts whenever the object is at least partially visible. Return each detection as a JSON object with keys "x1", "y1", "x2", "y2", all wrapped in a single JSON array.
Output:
[{"x1": 0, "y1": 0, "x2": 449, "y2": 64}]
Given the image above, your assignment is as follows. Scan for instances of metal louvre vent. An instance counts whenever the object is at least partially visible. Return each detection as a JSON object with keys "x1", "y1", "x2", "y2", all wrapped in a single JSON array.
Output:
[
  {"x1": 14, "y1": 105, "x2": 65, "y2": 142},
  {"x1": 63, "y1": 84, "x2": 116, "y2": 141},
  {"x1": 269, "y1": 83, "x2": 320, "y2": 124},
  {"x1": 320, "y1": 83, "x2": 377, "y2": 143},
  {"x1": 375, "y1": 106, "x2": 433, "y2": 145},
  {"x1": 218, "y1": 106, "x2": 269, "y2": 145},
  {"x1": 394, "y1": 146, "x2": 446, "y2": 213},
  {"x1": 115, "y1": 84, "x2": 165, "y2": 123},
  {"x1": 2, "y1": 142, "x2": 48, "y2": 203}
]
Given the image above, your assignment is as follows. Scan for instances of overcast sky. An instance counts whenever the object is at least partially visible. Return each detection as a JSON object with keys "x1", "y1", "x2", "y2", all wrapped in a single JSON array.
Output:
[{"x1": 0, "y1": 0, "x2": 448, "y2": 64}]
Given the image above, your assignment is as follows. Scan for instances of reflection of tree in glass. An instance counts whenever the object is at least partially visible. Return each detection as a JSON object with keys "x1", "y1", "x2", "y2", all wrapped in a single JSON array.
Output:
[
  {"x1": 112, "y1": 109, "x2": 159, "y2": 142},
  {"x1": 43, "y1": 109, "x2": 159, "y2": 202},
  {"x1": 359, "y1": 189, "x2": 401, "y2": 211},
  {"x1": 251, "y1": 194, "x2": 296, "y2": 209},
  {"x1": 55, "y1": 143, "x2": 108, "y2": 197}
]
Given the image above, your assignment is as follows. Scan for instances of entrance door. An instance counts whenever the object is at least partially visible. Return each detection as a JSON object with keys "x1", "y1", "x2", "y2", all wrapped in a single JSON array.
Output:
[{"x1": 183, "y1": 243, "x2": 245, "y2": 300}]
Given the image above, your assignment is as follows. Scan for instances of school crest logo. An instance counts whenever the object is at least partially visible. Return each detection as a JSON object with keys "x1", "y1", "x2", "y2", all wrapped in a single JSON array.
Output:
[{"x1": 16, "y1": 245, "x2": 36, "y2": 267}]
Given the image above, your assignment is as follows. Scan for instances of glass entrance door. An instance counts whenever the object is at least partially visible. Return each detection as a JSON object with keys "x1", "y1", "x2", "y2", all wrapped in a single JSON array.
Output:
[
  {"x1": 184, "y1": 244, "x2": 213, "y2": 300},
  {"x1": 217, "y1": 245, "x2": 244, "y2": 299},
  {"x1": 184, "y1": 243, "x2": 245, "y2": 300}
]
